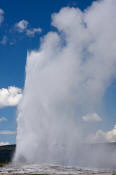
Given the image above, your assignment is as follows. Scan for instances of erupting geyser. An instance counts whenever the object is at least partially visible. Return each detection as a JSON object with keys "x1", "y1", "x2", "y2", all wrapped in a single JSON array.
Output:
[{"x1": 14, "y1": 0, "x2": 116, "y2": 168}]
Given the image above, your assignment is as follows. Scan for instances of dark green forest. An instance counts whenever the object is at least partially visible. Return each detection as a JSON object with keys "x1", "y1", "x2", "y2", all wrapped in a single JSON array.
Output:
[{"x1": 0, "y1": 144, "x2": 16, "y2": 166}]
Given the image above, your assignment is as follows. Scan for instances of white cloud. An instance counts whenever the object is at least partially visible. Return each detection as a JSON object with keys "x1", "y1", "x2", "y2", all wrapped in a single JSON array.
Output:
[
  {"x1": 0, "y1": 117, "x2": 7, "y2": 123},
  {"x1": 26, "y1": 27, "x2": 42, "y2": 37},
  {"x1": 0, "y1": 9, "x2": 4, "y2": 25},
  {"x1": 82, "y1": 113, "x2": 102, "y2": 122},
  {"x1": 0, "y1": 36, "x2": 8, "y2": 45},
  {"x1": 15, "y1": 20, "x2": 29, "y2": 32},
  {"x1": 14, "y1": 19, "x2": 42, "y2": 37},
  {"x1": 88, "y1": 125, "x2": 116, "y2": 143},
  {"x1": 0, "y1": 130, "x2": 16, "y2": 135},
  {"x1": 0, "y1": 142, "x2": 10, "y2": 146},
  {"x1": 0, "y1": 86, "x2": 22, "y2": 108}
]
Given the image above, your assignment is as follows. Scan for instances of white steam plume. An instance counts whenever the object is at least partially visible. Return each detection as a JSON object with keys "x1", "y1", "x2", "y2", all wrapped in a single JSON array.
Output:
[{"x1": 14, "y1": 0, "x2": 116, "y2": 168}]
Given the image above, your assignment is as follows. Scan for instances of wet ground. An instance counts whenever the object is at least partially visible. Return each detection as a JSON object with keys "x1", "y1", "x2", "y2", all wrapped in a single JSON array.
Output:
[{"x1": 0, "y1": 164, "x2": 114, "y2": 175}]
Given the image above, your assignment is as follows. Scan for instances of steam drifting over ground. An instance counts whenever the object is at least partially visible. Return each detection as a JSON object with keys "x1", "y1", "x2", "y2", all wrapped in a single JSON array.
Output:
[{"x1": 14, "y1": 0, "x2": 116, "y2": 169}]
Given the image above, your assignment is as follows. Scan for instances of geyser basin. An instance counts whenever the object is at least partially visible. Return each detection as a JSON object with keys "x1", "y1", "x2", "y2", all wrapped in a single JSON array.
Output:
[
  {"x1": 0, "y1": 164, "x2": 113, "y2": 175},
  {"x1": 14, "y1": 0, "x2": 116, "y2": 169}
]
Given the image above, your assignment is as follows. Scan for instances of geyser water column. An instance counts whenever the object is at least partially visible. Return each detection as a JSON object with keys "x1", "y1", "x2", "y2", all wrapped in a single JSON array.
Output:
[{"x1": 14, "y1": 0, "x2": 116, "y2": 165}]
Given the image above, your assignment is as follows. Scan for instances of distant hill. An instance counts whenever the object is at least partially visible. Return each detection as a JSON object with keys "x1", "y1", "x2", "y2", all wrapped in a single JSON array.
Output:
[{"x1": 0, "y1": 144, "x2": 16, "y2": 166}]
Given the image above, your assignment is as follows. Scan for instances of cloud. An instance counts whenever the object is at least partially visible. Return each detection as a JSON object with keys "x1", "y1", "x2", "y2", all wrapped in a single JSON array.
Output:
[
  {"x1": 0, "y1": 142, "x2": 10, "y2": 146},
  {"x1": 82, "y1": 113, "x2": 102, "y2": 122},
  {"x1": 0, "y1": 86, "x2": 22, "y2": 108},
  {"x1": 0, "y1": 9, "x2": 4, "y2": 25},
  {"x1": 26, "y1": 27, "x2": 42, "y2": 37},
  {"x1": 88, "y1": 125, "x2": 116, "y2": 143},
  {"x1": 0, "y1": 36, "x2": 8, "y2": 45},
  {"x1": 0, "y1": 117, "x2": 7, "y2": 123},
  {"x1": 0, "y1": 130, "x2": 16, "y2": 135},
  {"x1": 15, "y1": 20, "x2": 29, "y2": 32},
  {"x1": 14, "y1": 19, "x2": 42, "y2": 37}
]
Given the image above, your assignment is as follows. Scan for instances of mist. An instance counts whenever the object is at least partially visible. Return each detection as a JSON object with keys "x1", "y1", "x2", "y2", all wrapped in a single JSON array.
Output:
[{"x1": 14, "y1": 0, "x2": 116, "y2": 169}]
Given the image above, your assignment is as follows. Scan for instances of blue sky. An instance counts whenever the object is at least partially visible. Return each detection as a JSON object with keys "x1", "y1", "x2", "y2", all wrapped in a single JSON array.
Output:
[{"x1": 0, "y1": 0, "x2": 116, "y2": 145}]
